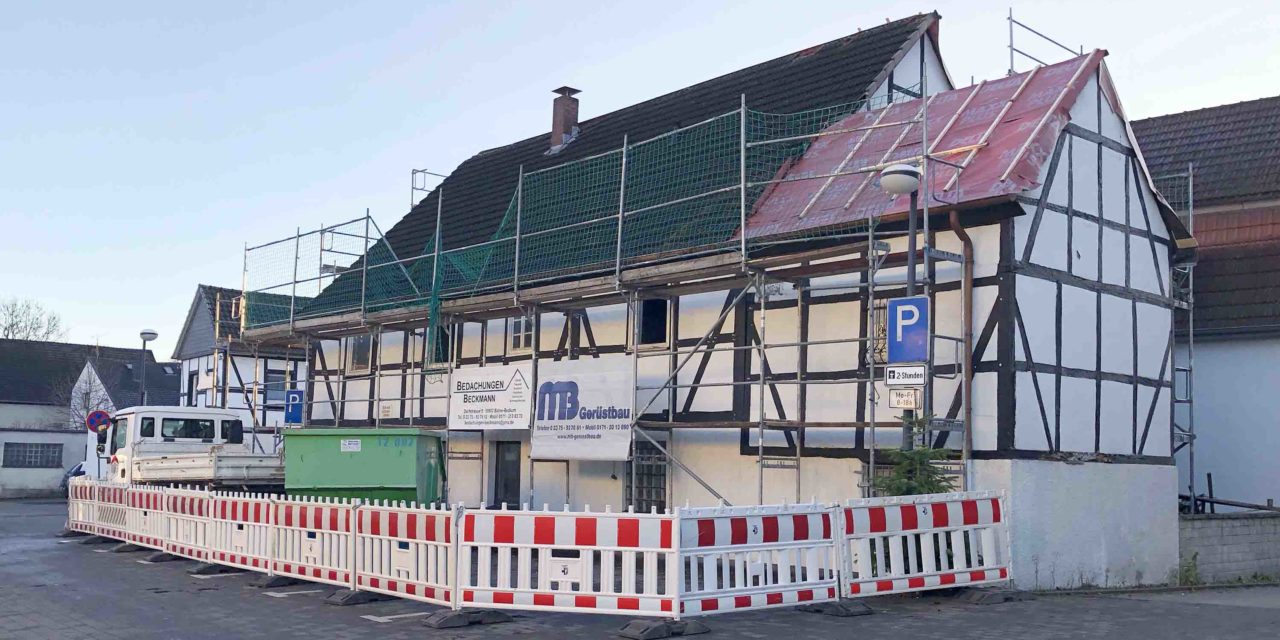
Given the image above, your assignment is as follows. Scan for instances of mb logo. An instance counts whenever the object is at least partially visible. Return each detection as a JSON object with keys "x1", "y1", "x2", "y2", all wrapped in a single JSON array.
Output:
[{"x1": 537, "y1": 381, "x2": 579, "y2": 420}]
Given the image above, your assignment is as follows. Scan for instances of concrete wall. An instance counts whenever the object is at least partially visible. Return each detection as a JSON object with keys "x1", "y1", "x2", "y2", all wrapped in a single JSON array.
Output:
[
  {"x1": 0, "y1": 403, "x2": 64, "y2": 430},
  {"x1": 0, "y1": 429, "x2": 82, "y2": 498},
  {"x1": 975, "y1": 458, "x2": 1179, "y2": 589},
  {"x1": 1180, "y1": 512, "x2": 1280, "y2": 583},
  {"x1": 1175, "y1": 337, "x2": 1280, "y2": 506}
]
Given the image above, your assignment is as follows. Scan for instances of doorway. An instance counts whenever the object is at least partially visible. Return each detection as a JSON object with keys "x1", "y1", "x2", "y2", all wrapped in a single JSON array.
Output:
[{"x1": 491, "y1": 441, "x2": 521, "y2": 508}]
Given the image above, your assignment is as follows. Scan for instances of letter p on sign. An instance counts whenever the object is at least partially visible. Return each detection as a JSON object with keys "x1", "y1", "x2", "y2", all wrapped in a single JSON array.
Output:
[{"x1": 887, "y1": 296, "x2": 929, "y2": 363}]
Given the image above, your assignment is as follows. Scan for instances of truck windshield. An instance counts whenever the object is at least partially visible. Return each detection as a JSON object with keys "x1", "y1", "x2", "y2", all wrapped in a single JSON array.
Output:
[{"x1": 162, "y1": 418, "x2": 215, "y2": 440}]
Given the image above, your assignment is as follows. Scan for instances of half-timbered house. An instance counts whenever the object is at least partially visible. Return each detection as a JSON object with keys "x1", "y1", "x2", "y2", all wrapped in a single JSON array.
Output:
[{"x1": 238, "y1": 15, "x2": 1192, "y2": 588}]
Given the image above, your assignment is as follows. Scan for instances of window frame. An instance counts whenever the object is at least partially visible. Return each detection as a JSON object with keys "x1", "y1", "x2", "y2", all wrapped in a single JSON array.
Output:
[
  {"x1": 264, "y1": 370, "x2": 288, "y2": 406},
  {"x1": 346, "y1": 333, "x2": 374, "y2": 376},
  {"x1": 632, "y1": 298, "x2": 671, "y2": 351},
  {"x1": 507, "y1": 314, "x2": 535, "y2": 355},
  {"x1": 1, "y1": 442, "x2": 64, "y2": 469}
]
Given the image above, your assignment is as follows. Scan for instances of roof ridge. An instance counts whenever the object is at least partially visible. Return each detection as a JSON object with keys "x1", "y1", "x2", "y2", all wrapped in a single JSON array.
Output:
[{"x1": 1133, "y1": 93, "x2": 1280, "y2": 126}]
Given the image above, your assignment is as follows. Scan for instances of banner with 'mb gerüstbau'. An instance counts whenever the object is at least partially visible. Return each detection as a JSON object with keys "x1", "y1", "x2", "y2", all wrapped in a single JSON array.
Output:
[{"x1": 531, "y1": 357, "x2": 634, "y2": 460}]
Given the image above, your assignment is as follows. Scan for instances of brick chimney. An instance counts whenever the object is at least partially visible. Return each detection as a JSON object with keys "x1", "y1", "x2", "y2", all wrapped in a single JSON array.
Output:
[{"x1": 550, "y1": 86, "x2": 581, "y2": 150}]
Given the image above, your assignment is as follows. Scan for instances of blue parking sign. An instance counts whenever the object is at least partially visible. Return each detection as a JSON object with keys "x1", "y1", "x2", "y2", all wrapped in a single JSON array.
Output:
[
  {"x1": 284, "y1": 390, "x2": 305, "y2": 424},
  {"x1": 887, "y1": 296, "x2": 929, "y2": 363}
]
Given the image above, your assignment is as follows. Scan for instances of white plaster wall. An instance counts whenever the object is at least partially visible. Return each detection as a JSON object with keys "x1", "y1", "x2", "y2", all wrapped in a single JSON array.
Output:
[
  {"x1": 1175, "y1": 337, "x2": 1280, "y2": 507},
  {"x1": 0, "y1": 403, "x2": 64, "y2": 430},
  {"x1": 975, "y1": 458, "x2": 1178, "y2": 589},
  {"x1": 867, "y1": 34, "x2": 951, "y2": 107},
  {"x1": 0, "y1": 429, "x2": 83, "y2": 498}
]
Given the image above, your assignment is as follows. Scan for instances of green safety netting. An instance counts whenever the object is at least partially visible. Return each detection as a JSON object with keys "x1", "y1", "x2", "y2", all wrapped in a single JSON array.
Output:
[{"x1": 244, "y1": 89, "x2": 910, "y2": 348}]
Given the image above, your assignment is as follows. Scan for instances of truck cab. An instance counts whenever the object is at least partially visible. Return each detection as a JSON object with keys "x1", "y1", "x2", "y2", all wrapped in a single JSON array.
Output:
[{"x1": 100, "y1": 406, "x2": 249, "y2": 484}]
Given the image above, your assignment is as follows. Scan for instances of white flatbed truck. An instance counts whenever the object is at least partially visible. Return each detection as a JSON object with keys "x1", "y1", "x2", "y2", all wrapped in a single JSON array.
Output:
[{"x1": 97, "y1": 406, "x2": 284, "y2": 490}]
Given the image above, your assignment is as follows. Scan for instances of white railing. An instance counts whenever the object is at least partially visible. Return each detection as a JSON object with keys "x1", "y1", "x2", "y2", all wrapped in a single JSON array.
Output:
[{"x1": 66, "y1": 478, "x2": 1010, "y2": 619}]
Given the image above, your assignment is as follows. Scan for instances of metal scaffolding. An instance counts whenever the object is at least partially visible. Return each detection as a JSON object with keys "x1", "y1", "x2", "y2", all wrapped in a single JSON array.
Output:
[{"x1": 236, "y1": 82, "x2": 978, "y2": 507}]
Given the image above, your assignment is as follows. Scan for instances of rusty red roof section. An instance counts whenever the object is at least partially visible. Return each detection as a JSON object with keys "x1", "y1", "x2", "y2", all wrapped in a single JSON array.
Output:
[{"x1": 747, "y1": 50, "x2": 1107, "y2": 239}]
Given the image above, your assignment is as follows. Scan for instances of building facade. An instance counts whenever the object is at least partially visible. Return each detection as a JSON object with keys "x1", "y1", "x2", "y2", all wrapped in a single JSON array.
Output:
[{"x1": 240, "y1": 17, "x2": 1191, "y2": 588}]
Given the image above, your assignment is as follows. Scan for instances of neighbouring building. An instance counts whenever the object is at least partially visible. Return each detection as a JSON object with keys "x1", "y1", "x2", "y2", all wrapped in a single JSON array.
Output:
[
  {"x1": 0, "y1": 339, "x2": 178, "y2": 495},
  {"x1": 172, "y1": 284, "x2": 307, "y2": 451},
  {"x1": 1134, "y1": 94, "x2": 1280, "y2": 509},
  {"x1": 238, "y1": 14, "x2": 1193, "y2": 588}
]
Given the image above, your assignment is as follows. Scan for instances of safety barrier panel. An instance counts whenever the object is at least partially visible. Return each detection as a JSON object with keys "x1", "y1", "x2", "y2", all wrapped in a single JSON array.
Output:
[
  {"x1": 458, "y1": 507, "x2": 678, "y2": 617},
  {"x1": 66, "y1": 480, "x2": 96, "y2": 535},
  {"x1": 164, "y1": 486, "x2": 211, "y2": 562},
  {"x1": 65, "y1": 479, "x2": 1011, "y2": 620},
  {"x1": 838, "y1": 491, "x2": 1009, "y2": 597},
  {"x1": 123, "y1": 485, "x2": 168, "y2": 550},
  {"x1": 354, "y1": 501, "x2": 454, "y2": 606},
  {"x1": 272, "y1": 496, "x2": 357, "y2": 588},
  {"x1": 94, "y1": 483, "x2": 129, "y2": 540},
  {"x1": 678, "y1": 503, "x2": 839, "y2": 616},
  {"x1": 207, "y1": 492, "x2": 275, "y2": 572}
]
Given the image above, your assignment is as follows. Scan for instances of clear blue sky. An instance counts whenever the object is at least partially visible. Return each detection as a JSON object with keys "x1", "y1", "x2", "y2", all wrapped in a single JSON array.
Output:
[{"x1": 3, "y1": 1, "x2": 1276, "y2": 358}]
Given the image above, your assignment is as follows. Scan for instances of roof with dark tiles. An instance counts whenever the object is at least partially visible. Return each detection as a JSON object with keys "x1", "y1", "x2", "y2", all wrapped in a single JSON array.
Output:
[
  {"x1": 1133, "y1": 95, "x2": 1280, "y2": 209},
  {"x1": 389, "y1": 14, "x2": 935, "y2": 261},
  {"x1": 1181, "y1": 204, "x2": 1280, "y2": 337},
  {"x1": 0, "y1": 339, "x2": 179, "y2": 424}
]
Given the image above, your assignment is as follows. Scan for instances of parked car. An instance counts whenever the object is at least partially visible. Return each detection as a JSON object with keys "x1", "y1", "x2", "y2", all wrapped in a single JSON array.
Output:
[{"x1": 60, "y1": 462, "x2": 85, "y2": 496}]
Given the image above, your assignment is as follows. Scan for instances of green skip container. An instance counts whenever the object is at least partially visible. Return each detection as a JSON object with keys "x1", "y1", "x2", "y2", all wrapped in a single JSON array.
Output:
[{"x1": 284, "y1": 428, "x2": 443, "y2": 504}]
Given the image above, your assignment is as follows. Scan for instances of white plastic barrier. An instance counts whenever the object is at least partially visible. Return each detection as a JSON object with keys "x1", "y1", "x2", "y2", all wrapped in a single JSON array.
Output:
[
  {"x1": 271, "y1": 496, "x2": 357, "y2": 588},
  {"x1": 94, "y1": 483, "x2": 129, "y2": 541},
  {"x1": 354, "y1": 501, "x2": 455, "y2": 606},
  {"x1": 678, "y1": 503, "x2": 839, "y2": 616},
  {"x1": 164, "y1": 486, "x2": 211, "y2": 562},
  {"x1": 123, "y1": 485, "x2": 168, "y2": 550},
  {"x1": 66, "y1": 482, "x2": 1011, "y2": 618},
  {"x1": 207, "y1": 492, "x2": 275, "y2": 572},
  {"x1": 839, "y1": 491, "x2": 1009, "y2": 597},
  {"x1": 459, "y1": 507, "x2": 678, "y2": 617},
  {"x1": 66, "y1": 478, "x2": 96, "y2": 535}
]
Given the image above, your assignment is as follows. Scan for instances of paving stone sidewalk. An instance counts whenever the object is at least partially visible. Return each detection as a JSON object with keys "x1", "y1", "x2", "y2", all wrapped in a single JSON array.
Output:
[{"x1": 3, "y1": 499, "x2": 1279, "y2": 639}]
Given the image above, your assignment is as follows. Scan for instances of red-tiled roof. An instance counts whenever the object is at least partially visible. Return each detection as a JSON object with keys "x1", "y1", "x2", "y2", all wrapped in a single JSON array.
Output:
[
  {"x1": 747, "y1": 51, "x2": 1108, "y2": 237},
  {"x1": 1187, "y1": 204, "x2": 1280, "y2": 337}
]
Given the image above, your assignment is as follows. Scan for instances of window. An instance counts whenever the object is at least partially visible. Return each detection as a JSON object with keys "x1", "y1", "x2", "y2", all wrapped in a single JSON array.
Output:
[
  {"x1": 347, "y1": 334, "x2": 374, "y2": 375},
  {"x1": 162, "y1": 418, "x2": 215, "y2": 441},
  {"x1": 140, "y1": 417, "x2": 155, "y2": 438},
  {"x1": 509, "y1": 314, "x2": 534, "y2": 353},
  {"x1": 2, "y1": 443, "x2": 63, "y2": 469},
  {"x1": 186, "y1": 371, "x2": 198, "y2": 406},
  {"x1": 636, "y1": 299, "x2": 669, "y2": 347},
  {"x1": 428, "y1": 325, "x2": 453, "y2": 368},
  {"x1": 221, "y1": 420, "x2": 244, "y2": 445},
  {"x1": 111, "y1": 417, "x2": 129, "y2": 454},
  {"x1": 625, "y1": 440, "x2": 667, "y2": 514},
  {"x1": 265, "y1": 371, "x2": 287, "y2": 405},
  {"x1": 872, "y1": 299, "x2": 888, "y2": 365}
]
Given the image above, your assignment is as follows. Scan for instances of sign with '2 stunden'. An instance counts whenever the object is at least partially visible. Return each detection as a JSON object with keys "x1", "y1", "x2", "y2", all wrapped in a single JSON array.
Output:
[{"x1": 532, "y1": 357, "x2": 635, "y2": 461}]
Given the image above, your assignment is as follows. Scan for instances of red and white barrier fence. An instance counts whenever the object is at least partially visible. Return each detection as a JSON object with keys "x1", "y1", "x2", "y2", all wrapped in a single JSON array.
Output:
[
  {"x1": 355, "y1": 501, "x2": 454, "y2": 607},
  {"x1": 678, "y1": 503, "x2": 839, "y2": 616},
  {"x1": 839, "y1": 491, "x2": 1009, "y2": 597},
  {"x1": 459, "y1": 506, "x2": 678, "y2": 617},
  {"x1": 66, "y1": 478, "x2": 1010, "y2": 620}
]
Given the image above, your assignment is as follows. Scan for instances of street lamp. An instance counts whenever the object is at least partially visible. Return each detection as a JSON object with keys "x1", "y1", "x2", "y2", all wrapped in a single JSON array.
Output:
[
  {"x1": 880, "y1": 164, "x2": 923, "y2": 451},
  {"x1": 140, "y1": 329, "x2": 158, "y2": 406}
]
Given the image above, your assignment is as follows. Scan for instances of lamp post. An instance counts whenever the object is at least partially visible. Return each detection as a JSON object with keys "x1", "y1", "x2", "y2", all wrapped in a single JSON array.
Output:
[
  {"x1": 880, "y1": 164, "x2": 922, "y2": 450},
  {"x1": 139, "y1": 329, "x2": 158, "y2": 406}
]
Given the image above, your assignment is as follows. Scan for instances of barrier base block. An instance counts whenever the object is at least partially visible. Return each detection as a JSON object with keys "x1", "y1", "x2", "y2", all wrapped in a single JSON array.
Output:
[
  {"x1": 959, "y1": 588, "x2": 1032, "y2": 605},
  {"x1": 110, "y1": 543, "x2": 147, "y2": 553},
  {"x1": 617, "y1": 619, "x2": 711, "y2": 640},
  {"x1": 325, "y1": 589, "x2": 396, "y2": 606},
  {"x1": 80, "y1": 535, "x2": 116, "y2": 545},
  {"x1": 58, "y1": 529, "x2": 88, "y2": 538},
  {"x1": 189, "y1": 563, "x2": 246, "y2": 576},
  {"x1": 144, "y1": 552, "x2": 185, "y2": 563},
  {"x1": 423, "y1": 609, "x2": 513, "y2": 629},
  {"x1": 253, "y1": 574, "x2": 306, "y2": 589},
  {"x1": 797, "y1": 600, "x2": 874, "y2": 617}
]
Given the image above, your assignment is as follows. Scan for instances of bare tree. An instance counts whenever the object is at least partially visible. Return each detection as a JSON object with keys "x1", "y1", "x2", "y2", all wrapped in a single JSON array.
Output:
[
  {"x1": 48, "y1": 363, "x2": 114, "y2": 432},
  {"x1": 0, "y1": 297, "x2": 66, "y2": 341}
]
